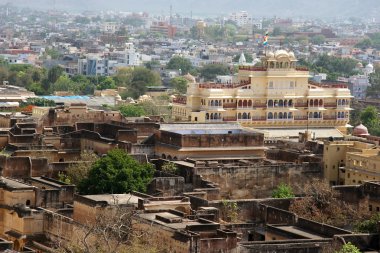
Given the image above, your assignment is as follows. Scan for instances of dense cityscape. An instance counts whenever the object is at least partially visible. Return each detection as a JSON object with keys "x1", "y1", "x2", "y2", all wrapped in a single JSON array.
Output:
[{"x1": 0, "y1": 1, "x2": 380, "y2": 252}]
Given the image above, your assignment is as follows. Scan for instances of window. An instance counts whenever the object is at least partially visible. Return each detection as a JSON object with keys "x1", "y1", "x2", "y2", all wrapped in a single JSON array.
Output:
[
  {"x1": 377, "y1": 207, "x2": 379, "y2": 212},
  {"x1": 347, "y1": 173, "x2": 350, "y2": 178},
  {"x1": 337, "y1": 147, "x2": 340, "y2": 151},
  {"x1": 369, "y1": 205, "x2": 373, "y2": 212}
]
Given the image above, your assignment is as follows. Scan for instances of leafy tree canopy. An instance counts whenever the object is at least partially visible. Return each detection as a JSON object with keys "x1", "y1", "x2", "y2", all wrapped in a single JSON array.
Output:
[
  {"x1": 119, "y1": 104, "x2": 146, "y2": 117},
  {"x1": 200, "y1": 64, "x2": 230, "y2": 81},
  {"x1": 360, "y1": 106, "x2": 380, "y2": 136},
  {"x1": 272, "y1": 183, "x2": 295, "y2": 198},
  {"x1": 166, "y1": 56, "x2": 194, "y2": 74},
  {"x1": 335, "y1": 242, "x2": 361, "y2": 253},
  {"x1": 170, "y1": 76, "x2": 188, "y2": 94},
  {"x1": 78, "y1": 149, "x2": 155, "y2": 194}
]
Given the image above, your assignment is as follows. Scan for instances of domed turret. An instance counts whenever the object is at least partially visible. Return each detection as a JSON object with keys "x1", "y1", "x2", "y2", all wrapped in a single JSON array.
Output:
[
  {"x1": 353, "y1": 124, "x2": 369, "y2": 136},
  {"x1": 266, "y1": 51, "x2": 275, "y2": 58},
  {"x1": 365, "y1": 63, "x2": 374, "y2": 73},
  {"x1": 356, "y1": 62, "x2": 363, "y2": 69},
  {"x1": 274, "y1": 50, "x2": 289, "y2": 59},
  {"x1": 183, "y1": 73, "x2": 196, "y2": 83}
]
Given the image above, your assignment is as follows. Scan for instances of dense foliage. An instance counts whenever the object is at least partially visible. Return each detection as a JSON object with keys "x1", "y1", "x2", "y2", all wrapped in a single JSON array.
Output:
[
  {"x1": 200, "y1": 64, "x2": 230, "y2": 81},
  {"x1": 360, "y1": 106, "x2": 380, "y2": 136},
  {"x1": 166, "y1": 56, "x2": 194, "y2": 74},
  {"x1": 0, "y1": 61, "x2": 160, "y2": 98},
  {"x1": 354, "y1": 212, "x2": 380, "y2": 233},
  {"x1": 20, "y1": 97, "x2": 55, "y2": 107},
  {"x1": 271, "y1": 183, "x2": 295, "y2": 198},
  {"x1": 355, "y1": 33, "x2": 380, "y2": 50},
  {"x1": 300, "y1": 55, "x2": 358, "y2": 81},
  {"x1": 335, "y1": 242, "x2": 361, "y2": 253},
  {"x1": 170, "y1": 76, "x2": 188, "y2": 94},
  {"x1": 78, "y1": 149, "x2": 155, "y2": 194}
]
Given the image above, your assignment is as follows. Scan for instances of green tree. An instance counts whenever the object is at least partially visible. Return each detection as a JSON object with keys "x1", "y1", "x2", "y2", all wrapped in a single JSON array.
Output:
[
  {"x1": 170, "y1": 77, "x2": 188, "y2": 94},
  {"x1": 311, "y1": 35, "x2": 326, "y2": 45},
  {"x1": 52, "y1": 75, "x2": 78, "y2": 93},
  {"x1": 77, "y1": 149, "x2": 155, "y2": 194},
  {"x1": 355, "y1": 38, "x2": 373, "y2": 50},
  {"x1": 335, "y1": 242, "x2": 361, "y2": 253},
  {"x1": 166, "y1": 56, "x2": 193, "y2": 74},
  {"x1": 161, "y1": 162, "x2": 178, "y2": 174},
  {"x1": 367, "y1": 71, "x2": 380, "y2": 98},
  {"x1": 97, "y1": 76, "x2": 116, "y2": 90},
  {"x1": 272, "y1": 27, "x2": 282, "y2": 36},
  {"x1": 127, "y1": 67, "x2": 162, "y2": 98},
  {"x1": 354, "y1": 212, "x2": 380, "y2": 233},
  {"x1": 119, "y1": 104, "x2": 146, "y2": 117},
  {"x1": 272, "y1": 183, "x2": 295, "y2": 198},
  {"x1": 200, "y1": 64, "x2": 230, "y2": 81},
  {"x1": 20, "y1": 97, "x2": 55, "y2": 107},
  {"x1": 47, "y1": 66, "x2": 64, "y2": 85},
  {"x1": 66, "y1": 151, "x2": 98, "y2": 187},
  {"x1": 360, "y1": 106, "x2": 380, "y2": 136}
]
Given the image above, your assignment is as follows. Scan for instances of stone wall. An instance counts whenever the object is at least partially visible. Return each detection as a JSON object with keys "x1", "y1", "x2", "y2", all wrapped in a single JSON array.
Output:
[{"x1": 193, "y1": 163, "x2": 322, "y2": 199}]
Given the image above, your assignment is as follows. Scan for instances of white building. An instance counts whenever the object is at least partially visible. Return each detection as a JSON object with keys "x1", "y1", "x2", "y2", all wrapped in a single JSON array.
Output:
[
  {"x1": 228, "y1": 11, "x2": 252, "y2": 27},
  {"x1": 349, "y1": 75, "x2": 371, "y2": 99}
]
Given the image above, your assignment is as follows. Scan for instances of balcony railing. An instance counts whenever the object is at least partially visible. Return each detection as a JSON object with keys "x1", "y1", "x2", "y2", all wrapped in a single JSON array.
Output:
[
  {"x1": 252, "y1": 117, "x2": 267, "y2": 121},
  {"x1": 253, "y1": 104, "x2": 268, "y2": 108},
  {"x1": 323, "y1": 116, "x2": 337, "y2": 120},
  {"x1": 294, "y1": 116, "x2": 308, "y2": 121},
  {"x1": 223, "y1": 103, "x2": 237, "y2": 109},
  {"x1": 239, "y1": 66, "x2": 267, "y2": 71},
  {"x1": 324, "y1": 103, "x2": 336, "y2": 108},
  {"x1": 223, "y1": 117, "x2": 237, "y2": 122},
  {"x1": 172, "y1": 96, "x2": 187, "y2": 105}
]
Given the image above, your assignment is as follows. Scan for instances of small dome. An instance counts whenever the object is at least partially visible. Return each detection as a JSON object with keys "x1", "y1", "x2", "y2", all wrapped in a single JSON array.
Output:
[
  {"x1": 366, "y1": 63, "x2": 374, "y2": 71},
  {"x1": 274, "y1": 50, "x2": 289, "y2": 58},
  {"x1": 266, "y1": 51, "x2": 275, "y2": 58},
  {"x1": 115, "y1": 94, "x2": 122, "y2": 101},
  {"x1": 183, "y1": 73, "x2": 196, "y2": 83},
  {"x1": 288, "y1": 52, "x2": 295, "y2": 59},
  {"x1": 353, "y1": 124, "x2": 369, "y2": 136},
  {"x1": 356, "y1": 62, "x2": 363, "y2": 68}
]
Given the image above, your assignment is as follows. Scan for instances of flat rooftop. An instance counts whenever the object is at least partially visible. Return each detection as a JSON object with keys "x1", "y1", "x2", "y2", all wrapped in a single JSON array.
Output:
[
  {"x1": 0, "y1": 177, "x2": 34, "y2": 190},
  {"x1": 138, "y1": 211, "x2": 217, "y2": 230},
  {"x1": 273, "y1": 225, "x2": 326, "y2": 239},
  {"x1": 80, "y1": 193, "x2": 140, "y2": 206}
]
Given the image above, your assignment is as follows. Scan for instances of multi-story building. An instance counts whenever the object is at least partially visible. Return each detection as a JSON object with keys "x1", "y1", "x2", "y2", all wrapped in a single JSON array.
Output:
[
  {"x1": 228, "y1": 11, "x2": 252, "y2": 27},
  {"x1": 172, "y1": 50, "x2": 353, "y2": 134},
  {"x1": 348, "y1": 75, "x2": 370, "y2": 99},
  {"x1": 323, "y1": 140, "x2": 376, "y2": 185}
]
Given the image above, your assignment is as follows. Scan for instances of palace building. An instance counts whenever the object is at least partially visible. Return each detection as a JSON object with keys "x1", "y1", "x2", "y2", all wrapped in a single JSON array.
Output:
[{"x1": 172, "y1": 50, "x2": 353, "y2": 135}]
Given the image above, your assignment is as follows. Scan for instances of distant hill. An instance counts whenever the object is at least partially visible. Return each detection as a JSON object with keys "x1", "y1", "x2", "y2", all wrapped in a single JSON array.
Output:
[{"x1": 2, "y1": 0, "x2": 380, "y2": 18}]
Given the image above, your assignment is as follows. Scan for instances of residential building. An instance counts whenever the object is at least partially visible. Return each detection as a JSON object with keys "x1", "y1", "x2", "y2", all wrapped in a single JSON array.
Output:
[
  {"x1": 323, "y1": 140, "x2": 376, "y2": 185},
  {"x1": 228, "y1": 11, "x2": 252, "y2": 27},
  {"x1": 348, "y1": 75, "x2": 370, "y2": 99},
  {"x1": 172, "y1": 50, "x2": 353, "y2": 134},
  {"x1": 150, "y1": 22, "x2": 177, "y2": 38}
]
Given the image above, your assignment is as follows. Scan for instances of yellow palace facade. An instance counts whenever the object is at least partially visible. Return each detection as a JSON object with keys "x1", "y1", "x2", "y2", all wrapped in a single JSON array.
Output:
[{"x1": 172, "y1": 50, "x2": 352, "y2": 133}]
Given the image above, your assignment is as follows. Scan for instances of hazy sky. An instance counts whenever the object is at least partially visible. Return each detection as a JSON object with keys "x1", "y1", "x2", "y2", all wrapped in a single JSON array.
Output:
[{"x1": 2, "y1": 0, "x2": 380, "y2": 18}]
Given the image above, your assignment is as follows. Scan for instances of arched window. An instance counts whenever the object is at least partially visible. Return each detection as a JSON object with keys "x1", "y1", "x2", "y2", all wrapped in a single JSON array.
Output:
[
  {"x1": 248, "y1": 113, "x2": 251, "y2": 119},
  {"x1": 268, "y1": 112, "x2": 273, "y2": 119},
  {"x1": 288, "y1": 112, "x2": 293, "y2": 119},
  {"x1": 279, "y1": 100, "x2": 284, "y2": 107},
  {"x1": 314, "y1": 112, "x2": 319, "y2": 118},
  {"x1": 238, "y1": 100, "x2": 242, "y2": 107},
  {"x1": 243, "y1": 100, "x2": 248, "y2": 107},
  {"x1": 310, "y1": 100, "x2": 314, "y2": 107},
  {"x1": 284, "y1": 100, "x2": 288, "y2": 107},
  {"x1": 26, "y1": 200, "x2": 31, "y2": 206},
  {"x1": 238, "y1": 113, "x2": 242, "y2": 119},
  {"x1": 268, "y1": 100, "x2": 274, "y2": 107},
  {"x1": 218, "y1": 113, "x2": 221, "y2": 119},
  {"x1": 248, "y1": 100, "x2": 252, "y2": 107},
  {"x1": 337, "y1": 112, "x2": 341, "y2": 118},
  {"x1": 270, "y1": 62, "x2": 274, "y2": 68},
  {"x1": 338, "y1": 99, "x2": 342, "y2": 106},
  {"x1": 162, "y1": 154, "x2": 166, "y2": 159},
  {"x1": 243, "y1": 112, "x2": 248, "y2": 119},
  {"x1": 211, "y1": 114, "x2": 214, "y2": 120},
  {"x1": 284, "y1": 62, "x2": 289, "y2": 68},
  {"x1": 289, "y1": 100, "x2": 293, "y2": 106},
  {"x1": 211, "y1": 100, "x2": 214, "y2": 106},
  {"x1": 167, "y1": 155, "x2": 172, "y2": 160},
  {"x1": 319, "y1": 99, "x2": 323, "y2": 107},
  {"x1": 319, "y1": 112, "x2": 322, "y2": 118},
  {"x1": 284, "y1": 112, "x2": 287, "y2": 119},
  {"x1": 314, "y1": 99, "x2": 318, "y2": 107},
  {"x1": 342, "y1": 100, "x2": 346, "y2": 106},
  {"x1": 274, "y1": 100, "x2": 279, "y2": 107},
  {"x1": 215, "y1": 100, "x2": 219, "y2": 106},
  {"x1": 309, "y1": 112, "x2": 313, "y2": 118},
  {"x1": 206, "y1": 113, "x2": 209, "y2": 120},
  {"x1": 279, "y1": 112, "x2": 283, "y2": 119},
  {"x1": 274, "y1": 112, "x2": 278, "y2": 119}
]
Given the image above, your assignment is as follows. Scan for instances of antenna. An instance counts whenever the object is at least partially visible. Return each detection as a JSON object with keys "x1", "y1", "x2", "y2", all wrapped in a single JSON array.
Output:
[{"x1": 170, "y1": 4, "x2": 173, "y2": 25}]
